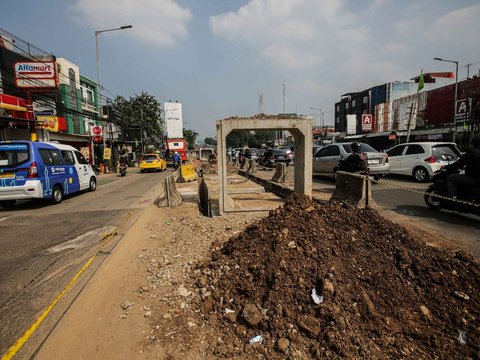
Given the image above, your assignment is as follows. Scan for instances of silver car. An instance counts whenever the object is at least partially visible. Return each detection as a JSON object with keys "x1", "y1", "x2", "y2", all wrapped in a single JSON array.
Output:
[{"x1": 313, "y1": 142, "x2": 390, "y2": 179}]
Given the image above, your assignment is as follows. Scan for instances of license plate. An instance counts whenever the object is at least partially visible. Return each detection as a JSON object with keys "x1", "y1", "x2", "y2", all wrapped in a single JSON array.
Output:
[
  {"x1": 278, "y1": 156, "x2": 285, "y2": 159},
  {"x1": 368, "y1": 159, "x2": 380, "y2": 164},
  {"x1": 0, "y1": 172, "x2": 14, "y2": 179}
]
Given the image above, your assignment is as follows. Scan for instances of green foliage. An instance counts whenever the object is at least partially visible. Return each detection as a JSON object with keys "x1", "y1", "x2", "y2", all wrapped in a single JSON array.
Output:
[
  {"x1": 183, "y1": 128, "x2": 199, "y2": 150},
  {"x1": 227, "y1": 130, "x2": 275, "y2": 148},
  {"x1": 204, "y1": 137, "x2": 217, "y2": 146},
  {"x1": 112, "y1": 92, "x2": 163, "y2": 146}
]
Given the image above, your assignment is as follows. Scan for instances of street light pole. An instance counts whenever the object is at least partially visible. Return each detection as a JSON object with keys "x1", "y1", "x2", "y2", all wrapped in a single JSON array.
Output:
[
  {"x1": 95, "y1": 25, "x2": 132, "y2": 171},
  {"x1": 434, "y1": 57, "x2": 459, "y2": 143}
]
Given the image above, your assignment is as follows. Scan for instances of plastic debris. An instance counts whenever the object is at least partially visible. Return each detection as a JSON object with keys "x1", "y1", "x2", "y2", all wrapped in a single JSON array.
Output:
[
  {"x1": 249, "y1": 335, "x2": 264, "y2": 345},
  {"x1": 458, "y1": 330, "x2": 467, "y2": 345},
  {"x1": 311, "y1": 288, "x2": 324, "y2": 304}
]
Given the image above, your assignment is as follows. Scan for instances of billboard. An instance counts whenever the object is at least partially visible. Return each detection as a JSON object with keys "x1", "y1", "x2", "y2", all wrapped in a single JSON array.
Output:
[
  {"x1": 346, "y1": 114, "x2": 356, "y2": 135},
  {"x1": 361, "y1": 114, "x2": 373, "y2": 132},
  {"x1": 164, "y1": 102, "x2": 183, "y2": 139},
  {"x1": 14, "y1": 61, "x2": 58, "y2": 89}
]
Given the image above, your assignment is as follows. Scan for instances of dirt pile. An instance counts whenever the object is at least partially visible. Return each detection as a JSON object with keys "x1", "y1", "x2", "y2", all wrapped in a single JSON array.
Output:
[{"x1": 195, "y1": 194, "x2": 480, "y2": 359}]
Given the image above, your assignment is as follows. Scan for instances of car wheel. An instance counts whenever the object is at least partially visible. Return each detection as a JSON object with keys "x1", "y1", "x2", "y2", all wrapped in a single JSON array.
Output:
[
  {"x1": 413, "y1": 167, "x2": 429, "y2": 183},
  {"x1": 0, "y1": 200, "x2": 16, "y2": 209},
  {"x1": 51, "y1": 185, "x2": 63, "y2": 204},
  {"x1": 373, "y1": 175, "x2": 381, "y2": 181},
  {"x1": 140, "y1": 169, "x2": 145, "y2": 173},
  {"x1": 89, "y1": 177, "x2": 97, "y2": 192}
]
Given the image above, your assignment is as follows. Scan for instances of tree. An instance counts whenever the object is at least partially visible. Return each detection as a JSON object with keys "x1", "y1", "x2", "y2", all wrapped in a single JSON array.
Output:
[
  {"x1": 204, "y1": 137, "x2": 217, "y2": 146},
  {"x1": 183, "y1": 128, "x2": 199, "y2": 150},
  {"x1": 112, "y1": 92, "x2": 163, "y2": 148},
  {"x1": 227, "y1": 130, "x2": 275, "y2": 148}
]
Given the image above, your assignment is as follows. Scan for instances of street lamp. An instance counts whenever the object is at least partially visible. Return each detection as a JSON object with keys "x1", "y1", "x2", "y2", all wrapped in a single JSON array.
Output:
[
  {"x1": 95, "y1": 25, "x2": 132, "y2": 168},
  {"x1": 434, "y1": 57, "x2": 459, "y2": 142}
]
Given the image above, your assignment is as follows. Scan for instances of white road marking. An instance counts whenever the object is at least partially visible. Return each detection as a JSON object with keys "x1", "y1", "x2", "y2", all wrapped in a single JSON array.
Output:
[{"x1": 0, "y1": 217, "x2": 11, "y2": 223}]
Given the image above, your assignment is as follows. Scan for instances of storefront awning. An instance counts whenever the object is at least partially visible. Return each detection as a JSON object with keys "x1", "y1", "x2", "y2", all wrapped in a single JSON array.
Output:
[
  {"x1": 48, "y1": 132, "x2": 90, "y2": 143},
  {"x1": 0, "y1": 93, "x2": 28, "y2": 112}
]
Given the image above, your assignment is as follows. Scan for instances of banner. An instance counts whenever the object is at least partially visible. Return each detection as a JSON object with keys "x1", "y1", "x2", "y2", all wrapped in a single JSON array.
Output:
[
  {"x1": 37, "y1": 116, "x2": 59, "y2": 132},
  {"x1": 103, "y1": 147, "x2": 112, "y2": 160}
]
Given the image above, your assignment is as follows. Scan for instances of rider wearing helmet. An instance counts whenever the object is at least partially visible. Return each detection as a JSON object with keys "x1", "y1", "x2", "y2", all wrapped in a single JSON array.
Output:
[
  {"x1": 445, "y1": 134, "x2": 480, "y2": 198},
  {"x1": 338, "y1": 142, "x2": 369, "y2": 174}
]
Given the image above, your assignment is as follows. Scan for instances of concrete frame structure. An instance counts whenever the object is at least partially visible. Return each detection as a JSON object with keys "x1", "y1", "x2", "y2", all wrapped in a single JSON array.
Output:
[{"x1": 216, "y1": 116, "x2": 313, "y2": 214}]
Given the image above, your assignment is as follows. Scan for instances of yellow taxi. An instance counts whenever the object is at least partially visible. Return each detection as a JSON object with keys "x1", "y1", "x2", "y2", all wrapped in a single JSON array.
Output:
[{"x1": 139, "y1": 154, "x2": 167, "y2": 173}]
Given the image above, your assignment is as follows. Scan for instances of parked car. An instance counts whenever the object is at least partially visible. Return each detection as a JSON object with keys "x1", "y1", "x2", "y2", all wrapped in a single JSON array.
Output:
[
  {"x1": 0, "y1": 141, "x2": 96, "y2": 207},
  {"x1": 313, "y1": 142, "x2": 389, "y2": 179},
  {"x1": 139, "y1": 154, "x2": 167, "y2": 173},
  {"x1": 313, "y1": 144, "x2": 323, "y2": 155},
  {"x1": 385, "y1": 142, "x2": 461, "y2": 182}
]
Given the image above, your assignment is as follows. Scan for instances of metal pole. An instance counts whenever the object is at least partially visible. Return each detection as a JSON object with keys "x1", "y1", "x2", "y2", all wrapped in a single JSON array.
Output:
[
  {"x1": 95, "y1": 31, "x2": 105, "y2": 156},
  {"x1": 453, "y1": 61, "x2": 458, "y2": 143},
  {"x1": 140, "y1": 109, "x2": 144, "y2": 155}
]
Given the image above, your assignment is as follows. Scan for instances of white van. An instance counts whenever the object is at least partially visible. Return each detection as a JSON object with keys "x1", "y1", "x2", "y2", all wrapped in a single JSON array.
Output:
[{"x1": 0, "y1": 141, "x2": 96, "y2": 208}]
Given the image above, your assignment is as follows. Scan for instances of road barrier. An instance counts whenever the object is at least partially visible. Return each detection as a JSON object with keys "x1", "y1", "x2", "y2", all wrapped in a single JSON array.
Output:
[
  {"x1": 154, "y1": 170, "x2": 183, "y2": 207},
  {"x1": 179, "y1": 164, "x2": 197, "y2": 182},
  {"x1": 330, "y1": 171, "x2": 374, "y2": 208},
  {"x1": 272, "y1": 163, "x2": 289, "y2": 183},
  {"x1": 246, "y1": 159, "x2": 256, "y2": 174}
]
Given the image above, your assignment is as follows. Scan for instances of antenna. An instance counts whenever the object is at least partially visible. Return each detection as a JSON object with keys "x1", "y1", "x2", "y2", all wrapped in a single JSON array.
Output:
[{"x1": 258, "y1": 94, "x2": 263, "y2": 114}]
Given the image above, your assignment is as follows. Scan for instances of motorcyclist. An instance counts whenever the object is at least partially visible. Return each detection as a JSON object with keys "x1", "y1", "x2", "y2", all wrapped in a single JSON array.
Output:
[
  {"x1": 173, "y1": 151, "x2": 181, "y2": 169},
  {"x1": 444, "y1": 134, "x2": 480, "y2": 199},
  {"x1": 338, "y1": 142, "x2": 369, "y2": 174},
  {"x1": 262, "y1": 146, "x2": 274, "y2": 166}
]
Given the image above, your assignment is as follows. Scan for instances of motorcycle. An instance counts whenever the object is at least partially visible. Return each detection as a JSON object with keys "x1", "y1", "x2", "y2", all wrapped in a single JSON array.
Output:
[
  {"x1": 173, "y1": 160, "x2": 181, "y2": 170},
  {"x1": 258, "y1": 154, "x2": 276, "y2": 169},
  {"x1": 91, "y1": 164, "x2": 100, "y2": 175},
  {"x1": 119, "y1": 163, "x2": 128, "y2": 177},
  {"x1": 424, "y1": 168, "x2": 480, "y2": 215}
]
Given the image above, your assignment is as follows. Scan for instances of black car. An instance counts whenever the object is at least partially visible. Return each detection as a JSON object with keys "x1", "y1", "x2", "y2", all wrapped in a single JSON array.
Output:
[{"x1": 273, "y1": 148, "x2": 291, "y2": 166}]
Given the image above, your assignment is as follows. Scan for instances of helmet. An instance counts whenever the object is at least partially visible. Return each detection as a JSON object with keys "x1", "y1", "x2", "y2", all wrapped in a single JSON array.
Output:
[
  {"x1": 351, "y1": 142, "x2": 361, "y2": 153},
  {"x1": 174, "y1": 151, "x2": 178, "y2": 154},
  {"x1": 471, "y1": 134, "x2": 480, "y2": 149}
]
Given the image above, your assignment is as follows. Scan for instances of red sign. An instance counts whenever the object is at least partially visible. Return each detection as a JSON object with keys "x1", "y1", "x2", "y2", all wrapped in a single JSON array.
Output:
[
  {"x1": 362, "y1": 114, "x2": 373, "y2": 132},
  {"x1": 93, "y1": 136, "x2": 103, "y2": 144},
  {"x1": 91, "y1": 126, "x2": 102, "y2": 136}
]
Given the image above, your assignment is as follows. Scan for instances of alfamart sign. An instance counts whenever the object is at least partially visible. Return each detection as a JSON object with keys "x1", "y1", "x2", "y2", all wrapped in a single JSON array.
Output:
[{"x1": 14, "y1": 61, "x2": 58, "y2": 89}]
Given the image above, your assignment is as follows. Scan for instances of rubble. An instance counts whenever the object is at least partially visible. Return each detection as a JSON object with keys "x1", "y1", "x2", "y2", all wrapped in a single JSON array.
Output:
[{"x1": 194, "y1": 194, "x2": 480, "y2": 359}]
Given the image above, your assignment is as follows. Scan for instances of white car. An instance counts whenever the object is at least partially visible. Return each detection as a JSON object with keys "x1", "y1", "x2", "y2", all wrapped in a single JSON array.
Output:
[{"x1": 386, "y1": 142, "x2": 461, "y2": 182}]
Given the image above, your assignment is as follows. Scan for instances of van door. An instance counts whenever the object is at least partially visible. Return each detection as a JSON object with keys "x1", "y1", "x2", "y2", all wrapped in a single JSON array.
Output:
[
  {"x1": 73, "y1": 151, "x2": 91, "y2": 190},
  {"x1": 38, "y1": 148, "x2": 67, "y2": 197}
]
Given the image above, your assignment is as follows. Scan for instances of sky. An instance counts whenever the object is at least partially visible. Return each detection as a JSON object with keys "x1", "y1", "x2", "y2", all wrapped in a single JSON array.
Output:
[{"x1": 1, "y1": 0, "x2": 480, "y2": 140}]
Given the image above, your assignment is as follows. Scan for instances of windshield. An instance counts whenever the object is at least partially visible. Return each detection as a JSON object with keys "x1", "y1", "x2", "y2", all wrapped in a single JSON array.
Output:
[
  {"x1": 142, "y1": 155, "x2": 158, "y2": 161},
  {"x1": 0, "y1": 143, "x2": 30, "y2": 168},
  {"x1": 342, "y1": 143, "x2": 377, "y2": 153},
  {"x1": 432, "y1": 145, "x2": 460, "y2": 161}
]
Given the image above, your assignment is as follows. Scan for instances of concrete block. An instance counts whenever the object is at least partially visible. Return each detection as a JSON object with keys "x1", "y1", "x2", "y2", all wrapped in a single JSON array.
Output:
[
  {"x1": 330, "y1": 171, "x2": 374, "y2": 208},
  {"x1": 179, "y1": 164, "x2": 197, "y2": 182}
]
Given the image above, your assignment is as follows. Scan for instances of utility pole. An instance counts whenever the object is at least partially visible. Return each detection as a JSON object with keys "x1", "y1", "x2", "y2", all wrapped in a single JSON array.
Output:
[{"x1": 140, "y1": 108, "x2": 144, "y2": 155}]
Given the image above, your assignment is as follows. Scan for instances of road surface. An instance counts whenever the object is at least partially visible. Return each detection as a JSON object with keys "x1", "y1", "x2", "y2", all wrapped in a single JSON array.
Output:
[{"x1": 0, "y1": 169, "x2": 170, "y2": 357}]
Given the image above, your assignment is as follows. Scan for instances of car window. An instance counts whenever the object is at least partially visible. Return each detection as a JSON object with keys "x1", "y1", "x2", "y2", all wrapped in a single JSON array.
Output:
[
  {"x1": 387, "y1": 145, "x2": 406, "y2": 157},
  {"x1": 39, "y1": 149, "x2": 54, "y2": 166},
  {"x1": 74, "y1": 151, "x2": 89, "y2": 165},
  {"x1": 50, "y1": 150, "x2": 63, "y2": 165},
  {"x1": 315, "y1": 147, "x2": 330, "y2": 157},
  {"x1": 405, "y1": 145, "x2": 424, "y2": 155},
  {"x1": 342, "y1": 143, "x2": 376, "y2": 153},
  {"x1": 62, "y1": 150, "x2": 76, "y2": 165},
  {"x1": 0, "y1": 143, "x2": 30, "y2": 167},
  {"x1": 432, "y1": 145, "x2": 461, "y2": 160},
  {"x1": 328, "y1": 146, "x2": 340, "y2": 156}
]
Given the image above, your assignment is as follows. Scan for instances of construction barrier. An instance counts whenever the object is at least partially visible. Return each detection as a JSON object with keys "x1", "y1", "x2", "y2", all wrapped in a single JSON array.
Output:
[
  {"x1": 330, "y1": 171, "x2": 374, "y2": 209},
  {"x1": 272, "y1": 163, "x2": 289, "y2": 183},
  {"x1": 154, "y1": 174, "x2": 183, "y2": 207},
  {"x1": 246, "y1": 159, "x2": 256, "y2": 174},
  {"x1": 180, "y1": 164, "x2": 197, "y2": 182}
]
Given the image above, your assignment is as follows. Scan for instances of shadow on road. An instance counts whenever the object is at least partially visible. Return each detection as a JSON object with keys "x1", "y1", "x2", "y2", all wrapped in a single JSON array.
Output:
[{"x1": 390, "y1": 204, "x2": 480, "y2": 227}]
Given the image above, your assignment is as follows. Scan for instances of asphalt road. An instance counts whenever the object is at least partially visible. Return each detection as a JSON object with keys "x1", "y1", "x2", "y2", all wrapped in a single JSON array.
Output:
[{"x1": 0, "y1": 169, "x2": 171, "y2": 357}]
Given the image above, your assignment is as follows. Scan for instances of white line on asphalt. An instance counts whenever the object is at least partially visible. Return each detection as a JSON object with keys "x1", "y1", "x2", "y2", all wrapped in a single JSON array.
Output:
[{"x1": 0, "y1": 217, "x2": 11, "y2": 222}]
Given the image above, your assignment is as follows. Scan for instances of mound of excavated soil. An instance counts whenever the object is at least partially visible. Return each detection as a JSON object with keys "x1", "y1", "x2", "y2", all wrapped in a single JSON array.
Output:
[{"x1": 195, "y1": 194, "x2": 480, "y2": 359}]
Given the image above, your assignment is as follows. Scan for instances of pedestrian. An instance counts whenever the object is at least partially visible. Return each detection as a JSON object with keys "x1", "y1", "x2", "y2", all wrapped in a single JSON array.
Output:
[
  {"x1": 445, "y1": 134, "x2": 480, "y2": 199},
  {"x1": 338, "y1": 142, "x2": 369, "y2": 174}
]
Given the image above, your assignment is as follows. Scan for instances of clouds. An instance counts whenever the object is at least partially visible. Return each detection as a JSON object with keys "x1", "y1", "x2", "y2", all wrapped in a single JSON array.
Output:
[{"x1": 72, "y1": 0, "x2": 192, "y2": 46}]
